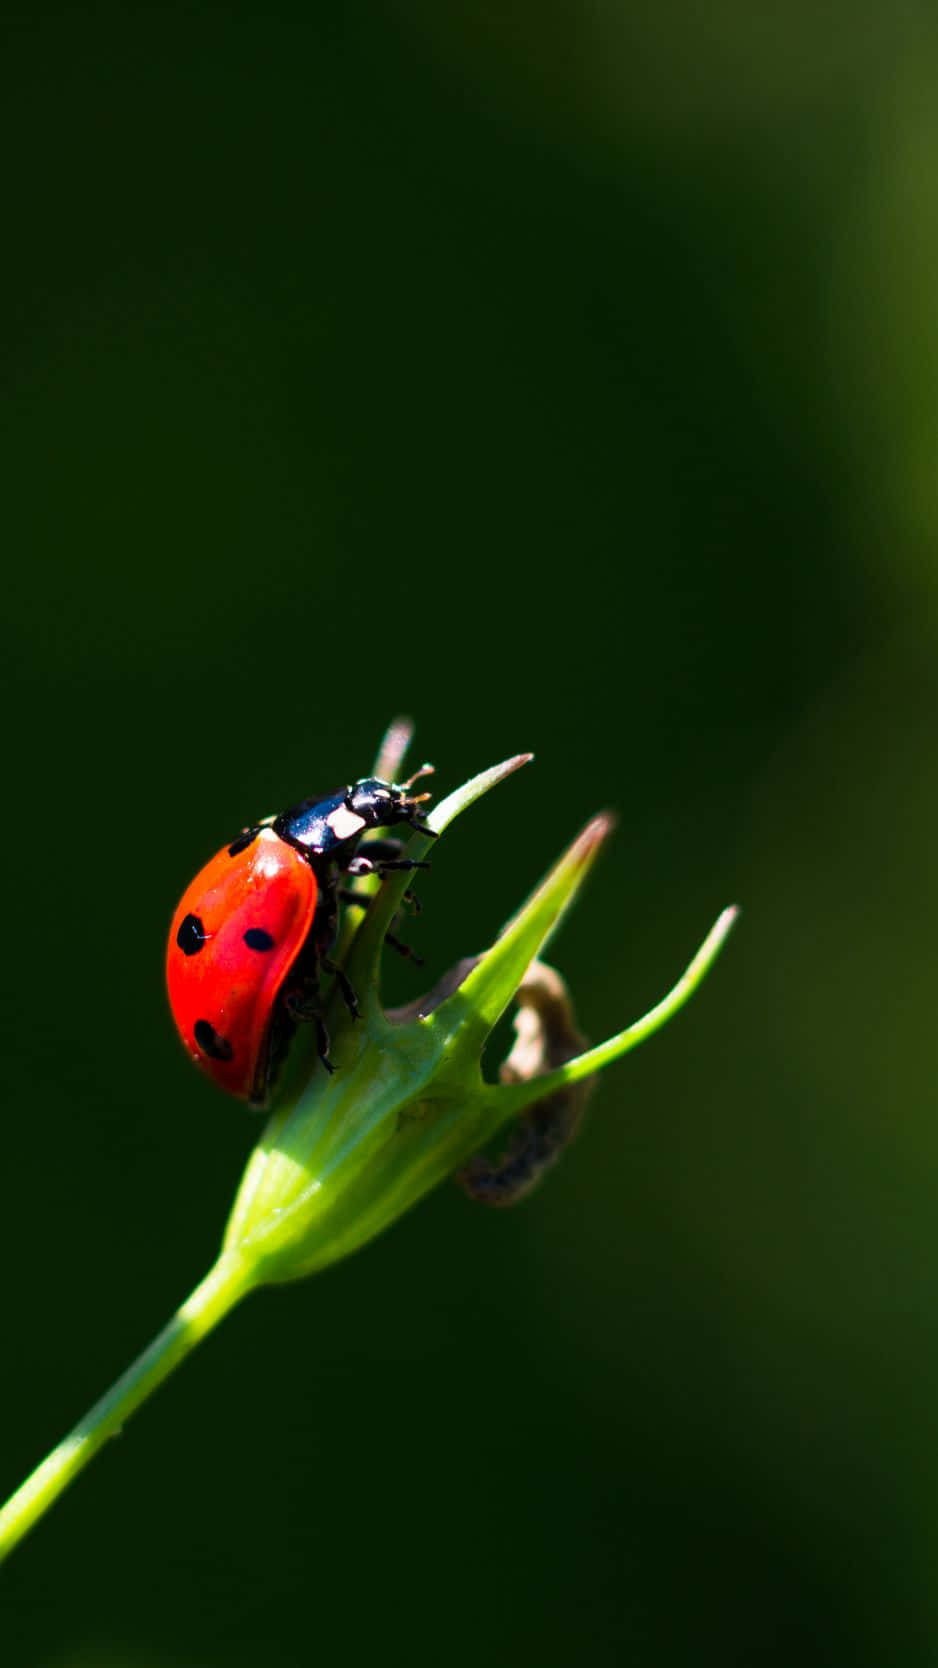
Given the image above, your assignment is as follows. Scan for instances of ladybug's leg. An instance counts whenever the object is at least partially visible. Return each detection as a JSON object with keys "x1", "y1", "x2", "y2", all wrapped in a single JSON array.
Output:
[
  {"x1": 384, "y1": 932, "x2": 424, "y2": 966},
  {"x1": 345, "y1": 855, "x2": 375, "y2": 877},
  {"x1": 345, "y1": 853, "x2": 430, "y2": 877},
  {"x1": 406, "y1": 817, "x2": 439, "y2": 838},
  {"x1": 353, "y1": 838, "x2": 432, "y2": 871},
  {"x1": 339, "y1": 890, "x2": 423, "y2": 963},
  {"x1": 284, "y1": 978, "x2": 336, "y2": 1073},
  {"x1": 315, "y1": 1018, "x2": 335, "y2": 1073},
  {"x1": 322, "y1": 955, "x2": 360, "y2": 1021}
]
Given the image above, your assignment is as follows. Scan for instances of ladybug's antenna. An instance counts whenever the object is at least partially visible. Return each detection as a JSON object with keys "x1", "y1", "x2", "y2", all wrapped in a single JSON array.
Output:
[{"x1": 400, "y1": 762, "x2": 435, "y2": 793}]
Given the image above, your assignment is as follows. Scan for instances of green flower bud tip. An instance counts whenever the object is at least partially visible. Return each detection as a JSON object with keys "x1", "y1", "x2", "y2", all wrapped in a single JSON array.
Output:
[
  {"x1": 221, "y1": 728, "x2": 739, "y2": 1286},
  {"x1": 0, "y1": 720, "x2": 737, "y2": 1566}
]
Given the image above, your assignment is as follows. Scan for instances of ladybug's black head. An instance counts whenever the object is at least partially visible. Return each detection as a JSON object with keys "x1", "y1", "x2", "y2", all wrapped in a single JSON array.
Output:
[{"x1": 347, "y1": 777, "x2": 434, "y2": 836}]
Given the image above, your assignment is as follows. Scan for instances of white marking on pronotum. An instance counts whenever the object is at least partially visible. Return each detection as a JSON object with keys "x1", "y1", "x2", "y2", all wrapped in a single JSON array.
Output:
[{"x1": 327, "y1": 805, "x2": 367, "y2": 841}]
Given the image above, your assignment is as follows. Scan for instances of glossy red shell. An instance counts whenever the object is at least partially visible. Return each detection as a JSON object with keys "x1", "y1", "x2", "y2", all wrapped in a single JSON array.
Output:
[{"x1": 166, "y1": 829, "x2": 318, "y2": 1102}]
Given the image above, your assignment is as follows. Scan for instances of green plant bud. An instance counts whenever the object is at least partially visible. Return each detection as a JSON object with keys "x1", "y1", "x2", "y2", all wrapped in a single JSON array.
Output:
[{"x1": 221, "y1": 751, "x2": 735, "y2": 1285}]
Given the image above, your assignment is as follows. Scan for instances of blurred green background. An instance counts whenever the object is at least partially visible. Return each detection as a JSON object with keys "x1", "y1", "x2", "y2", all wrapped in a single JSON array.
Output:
[{"x1": 5, "y1": 1, "x2": 938, "y2": 1663}]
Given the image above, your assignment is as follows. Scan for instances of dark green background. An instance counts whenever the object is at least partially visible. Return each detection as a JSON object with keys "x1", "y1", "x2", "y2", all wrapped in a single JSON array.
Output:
[{"x1": 5, "y1": 3, "x2": 938, "y2": 1663}]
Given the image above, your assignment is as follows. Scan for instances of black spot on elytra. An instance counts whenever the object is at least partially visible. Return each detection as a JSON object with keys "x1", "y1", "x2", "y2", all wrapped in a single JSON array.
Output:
[
  {"x1": 194, "y1": 1019, "x2": 234, "y2": 1062},
  {"x1": 176, "y1": 913, "x2": 206, "y2": 956},
  {"x1": 243, "y1": 927, "x2": 275, "y2": 952},
  {"x1": 228, "y1": 827, "x2": 259, "y2": 857}
]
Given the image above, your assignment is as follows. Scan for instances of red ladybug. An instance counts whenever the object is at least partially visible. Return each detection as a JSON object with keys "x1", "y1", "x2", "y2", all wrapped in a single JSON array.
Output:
[{"x1": 166, "y1": 776, "x2": 434, "y2": 1105}]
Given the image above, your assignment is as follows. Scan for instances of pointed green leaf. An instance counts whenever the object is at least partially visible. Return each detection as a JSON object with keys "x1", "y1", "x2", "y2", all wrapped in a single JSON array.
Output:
[
  {"x1": 491, "y1": 905, "x2": 739, "y2": 1116},
  {"x1": 428, "y1": 813, "x2": 615, "y2": 1054},
  {"x1": 424, "y1": 753, "x2": 534, "y2": 835}
]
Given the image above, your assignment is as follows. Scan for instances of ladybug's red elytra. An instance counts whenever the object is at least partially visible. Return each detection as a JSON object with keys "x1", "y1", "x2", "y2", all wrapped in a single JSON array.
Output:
[{"x1": 166, "y1": 776, "x2": 435, "y2": 1106}]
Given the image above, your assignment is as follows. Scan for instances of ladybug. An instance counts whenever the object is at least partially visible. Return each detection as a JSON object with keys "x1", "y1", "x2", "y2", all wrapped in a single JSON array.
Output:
[{"x1": 166, "y1": 774, "x2": 435, "y2": 1106}]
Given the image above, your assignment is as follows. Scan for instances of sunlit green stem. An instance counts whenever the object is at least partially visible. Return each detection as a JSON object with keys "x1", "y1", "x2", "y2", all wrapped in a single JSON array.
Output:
[
  {"x1": 0, "y1": 1252, "x2": 256, "y2": 1567},
  {"x1": 492, "y1": 906, "x2": 739, "y2": 1117}
]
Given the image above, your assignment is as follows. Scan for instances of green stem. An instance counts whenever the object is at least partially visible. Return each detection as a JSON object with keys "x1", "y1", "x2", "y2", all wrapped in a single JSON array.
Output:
[
  {"x1": 0, "y1": 1251, "x2": 256, "y2": 1567},
  {"x1": 493, "y1": 905, "x2": 739, "y2": 1117}
]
